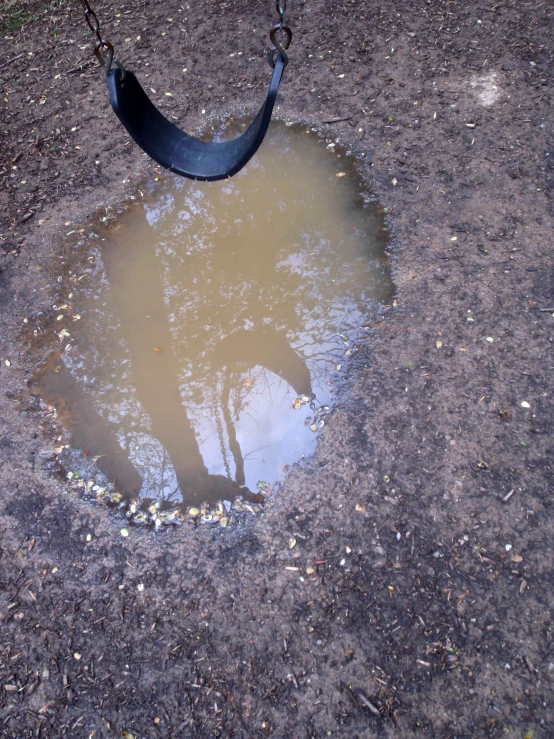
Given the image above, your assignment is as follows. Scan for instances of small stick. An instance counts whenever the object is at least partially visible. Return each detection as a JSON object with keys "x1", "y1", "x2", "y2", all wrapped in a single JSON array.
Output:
[
  {"x1": 539, "y1": 307, "x2": 554, "y2": 313},
  {"x1": 322, "y1": 115, "x2": 352, "y2": 124},
  {"x1": 65, "y1": 58, "x2": 95, "y2": 75},
  {"x1": 0, "y1": 52, "x2": 25, "y2": 70},
  {"x1": 356, "y1": 690, "x2": 381, "y2": 716},
  {"x1": 502, "y1": 488, "x2": 515, "y2": 503}
]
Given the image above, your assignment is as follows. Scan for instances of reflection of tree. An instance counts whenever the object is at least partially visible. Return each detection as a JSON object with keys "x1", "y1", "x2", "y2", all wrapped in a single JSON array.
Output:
[
  {"x1": 37, "y1": 353, "x2": 143, "y2": 496},
  {"x1": 100, "y1": 207, "x2": 269, "y2": 506},
  {"x1": 146, "y1": 125, "x2": 392, "y2": 399}
]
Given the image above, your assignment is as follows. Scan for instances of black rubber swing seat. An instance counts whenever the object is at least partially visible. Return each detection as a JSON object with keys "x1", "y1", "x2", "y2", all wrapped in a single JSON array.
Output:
[{"x1": 107, "y1": 55, "x2": 286, "y2": 182}]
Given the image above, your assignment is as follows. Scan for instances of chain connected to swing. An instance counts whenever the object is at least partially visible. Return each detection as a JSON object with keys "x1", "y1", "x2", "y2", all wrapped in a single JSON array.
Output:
[
  {"x1": 79, "y1": 0, "x2": 113, "y2": 68},
  {"x1": 269, "y1": 0, "x2": 292, "y2": 68},
  {"x1": 80, "y1": 0, "x2": 291, "y2": 73},
  {"x1": 78, "y1": 0, "x2": 292, "y2": 180}
]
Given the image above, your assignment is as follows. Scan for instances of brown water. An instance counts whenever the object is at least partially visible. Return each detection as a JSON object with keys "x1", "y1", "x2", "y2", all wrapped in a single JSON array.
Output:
[{"x1": 38, "y1": 123, "x2": 393, "y2": 509}]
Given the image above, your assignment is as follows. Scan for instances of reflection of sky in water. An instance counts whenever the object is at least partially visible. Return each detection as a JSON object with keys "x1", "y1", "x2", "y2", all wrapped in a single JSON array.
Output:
[{"x1": 62, "y1": 124, "x2": 392, "y2": 505}]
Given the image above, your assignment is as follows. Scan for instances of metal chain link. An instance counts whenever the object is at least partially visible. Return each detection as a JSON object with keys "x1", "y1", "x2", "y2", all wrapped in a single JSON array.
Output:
[
  {"x1": 79, "y1": 0, "x2": 116, "y2": 72},
  {"x1": 276, "y1": 0, "x2": 287, "y2": 31},
  {"x1": 269, "y1": 0, "x2": 292, "y2": 68}
]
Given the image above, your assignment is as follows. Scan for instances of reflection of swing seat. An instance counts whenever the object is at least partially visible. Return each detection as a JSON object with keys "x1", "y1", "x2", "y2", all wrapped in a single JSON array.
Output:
[{"x1": 107, "y1": 56, "x2": 286, "y2": 182}]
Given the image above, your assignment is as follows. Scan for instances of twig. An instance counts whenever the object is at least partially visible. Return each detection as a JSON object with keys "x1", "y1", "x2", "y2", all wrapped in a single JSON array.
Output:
[
  {"x1": 340, "y1": 682, "x2": 381, "y2": 717},
  {"x1": 539, "y1": 307, "x2": 554, "y2": 313},
  {"x1": 65, "y1": 58, "x2": 95, "y2": 75},
  {"x1": 356, "y1": 690, "x2": 381, "y2": 716},
  {"x1": 322, "y1": 115, "x2": 352, "y2": 124},
  {"x1": 502, "y1": 488, "x2": 515, "y2": 503},
  {"x1": 0, "y1": 52, "x2": 26, "y2": 70}
]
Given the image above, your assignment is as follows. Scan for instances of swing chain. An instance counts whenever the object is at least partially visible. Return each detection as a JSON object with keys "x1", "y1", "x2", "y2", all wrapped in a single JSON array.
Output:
[
  {"x1": 276, "y1": 0, "x2": 287, "y2": 31},
  {"x1": 269, "y1": 0, "x2": 292, "y2": 68},
  {"x1": 79, "y1": 0, "x2": 116, "y2": 72}
]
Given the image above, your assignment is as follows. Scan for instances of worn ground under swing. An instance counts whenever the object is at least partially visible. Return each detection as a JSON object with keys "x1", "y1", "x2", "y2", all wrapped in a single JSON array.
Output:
[{"x1": 0, "y1": 1, "x2": 553, "y2": 737}]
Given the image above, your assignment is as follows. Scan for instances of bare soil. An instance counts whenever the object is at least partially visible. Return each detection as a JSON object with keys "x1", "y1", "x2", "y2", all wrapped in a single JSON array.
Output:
[{"x1": 1, "y1": 1, "x2": 553, "y2": 737}]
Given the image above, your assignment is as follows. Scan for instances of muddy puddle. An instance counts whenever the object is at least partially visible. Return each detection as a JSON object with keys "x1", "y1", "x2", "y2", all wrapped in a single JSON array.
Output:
[{"x1": 36, "y1": 123, "x2": 393, "y2": 513}]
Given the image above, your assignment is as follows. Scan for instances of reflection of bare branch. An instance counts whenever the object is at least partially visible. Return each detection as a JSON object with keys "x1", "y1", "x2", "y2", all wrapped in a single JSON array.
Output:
[
  {"x1": 242, "y1": 444, "x2": 270, "y2": 462},
  {"x1": 222, "y1": 370, "x2": 245, "y2": 485}
]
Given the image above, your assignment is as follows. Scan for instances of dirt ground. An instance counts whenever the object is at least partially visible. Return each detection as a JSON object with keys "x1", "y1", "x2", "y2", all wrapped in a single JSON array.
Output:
[{"x1": 1, "y1": 0, "x2": 553, "y2": 737}]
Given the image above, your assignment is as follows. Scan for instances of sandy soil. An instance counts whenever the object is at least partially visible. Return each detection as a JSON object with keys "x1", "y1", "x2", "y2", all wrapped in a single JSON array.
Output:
[{"x1": 1, "y1": 1, "x2": 553, "y2": 737}]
